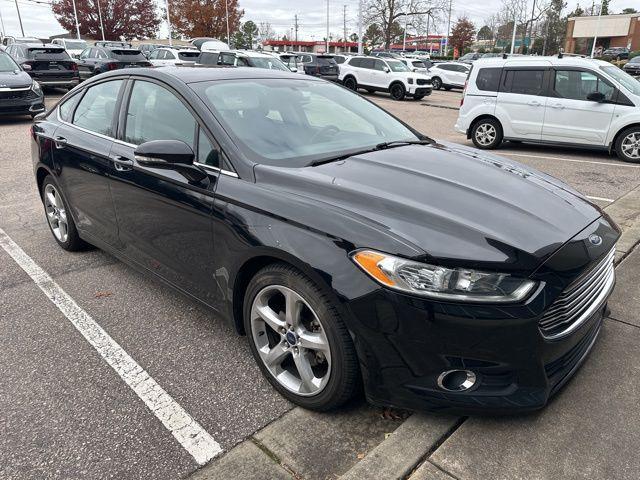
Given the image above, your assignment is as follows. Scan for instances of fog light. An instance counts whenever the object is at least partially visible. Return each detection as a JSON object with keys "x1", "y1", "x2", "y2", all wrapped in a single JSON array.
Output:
[{"x1": 437, "y1": 369, "x2": 477, "y2": 392}]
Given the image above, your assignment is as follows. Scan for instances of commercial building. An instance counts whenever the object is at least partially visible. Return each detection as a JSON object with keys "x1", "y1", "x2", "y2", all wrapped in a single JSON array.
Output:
[
  {"x1": 565, "y1": 13, "x2": 640, "y2": 54},
  {"x1": 262, "y1": 40, "x2": 358, "y2": 54}
]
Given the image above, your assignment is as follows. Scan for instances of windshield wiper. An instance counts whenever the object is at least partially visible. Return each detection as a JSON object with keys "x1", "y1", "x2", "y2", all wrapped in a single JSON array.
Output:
[{"x1": 309, "y1": 136, "x2": 435, "y2": 167}]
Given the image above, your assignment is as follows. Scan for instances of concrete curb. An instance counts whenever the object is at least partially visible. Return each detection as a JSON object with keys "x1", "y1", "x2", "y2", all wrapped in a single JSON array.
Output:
[
  {"x1": 603, "y1": 184, "x2": 640, "y2": 263},
  {"x1": 338, "y1": 414, "x2": 462, "y2": 480}
]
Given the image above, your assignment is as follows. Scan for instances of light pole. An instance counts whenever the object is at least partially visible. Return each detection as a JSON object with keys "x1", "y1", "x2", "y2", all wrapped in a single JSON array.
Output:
[
  {"x1": 225, "y1": 0, "x2": 230, "y2": 47},
  {"x1": 96, "y1": 0, "x2": 105, "y2": 41},
  {"x1": 165, "y1": 0, "x2": 173, "y2": 46},
  {"x1": 0, "y1": 4, "x2": 6, "y2": 38},
  {"x1": 590, "y1": 3, "x2": 602, "y2": 58},
  {"x1": 445, "y1": 0, "x2": 452, "y2": 56},
  {"x1": 510, "y1": 7, "x2": 518, "y2": 54},
  {"x1": 71, "y1": 0, "x2": 80, "y2": 39},
  {"x1": 14, "y1": 0, "x2": 24, "y2": 36},
  {"x1": 326, "y1": 0, "x2": 329, "y2": 53},
  {"x1": 357, "y1": 0, "x2": 363, "y2": 54}
]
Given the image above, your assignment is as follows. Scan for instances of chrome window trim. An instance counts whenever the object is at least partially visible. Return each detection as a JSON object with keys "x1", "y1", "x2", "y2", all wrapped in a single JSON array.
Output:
[{"x1": 56, "y1": 106, "x2": 239, "y2": 178}]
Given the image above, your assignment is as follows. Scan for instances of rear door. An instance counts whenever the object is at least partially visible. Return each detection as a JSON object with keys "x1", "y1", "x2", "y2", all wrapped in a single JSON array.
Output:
[
  {"x1": 371, "y1": 59, "x2": 388, "y2": 88},
  {"x1": 495, "y1": 67, "x2": 548, "y2": 140},
  {"x1": 108, "y1": 78, "x2": 220, "y2": 302},
  {"x1": 541, "y1": 68, "x2": 616, "y2": 145}
]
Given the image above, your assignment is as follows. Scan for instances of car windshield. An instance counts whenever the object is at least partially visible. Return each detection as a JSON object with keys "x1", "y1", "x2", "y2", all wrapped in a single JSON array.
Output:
[
  {"x1": 411, "y1": 60, "x2": 426, "y2": 68},
  {"x1": 387, "y1": 60, "x2": 410, "y2": 72},
  {"x1": 246, "y1": 57, "x2": 290, "y2": 71},
  {"x1": 193, "y1": 78, "x2": 419, "y2": 167},
  {"x1": 0, "y1": 53, "x2": 19, "y2": 72},
  {"x1": 601, "y1": 65, "x2": 640, "y2": 96},
  {"x1": 64, "y1": 40, "x2": 86, "y2": 49}
]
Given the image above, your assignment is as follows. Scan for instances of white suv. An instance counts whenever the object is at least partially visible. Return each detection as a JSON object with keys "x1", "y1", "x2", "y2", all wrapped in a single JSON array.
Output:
[
  {"x1": 455, "y1": 55, "x2": 640, "y2": 163},
  {"x1": 428, "y1": 61, "x2": 470, "y2": 90},
  {"x1": 339, "y1": 56, "x2": 432, "y2": 100}
]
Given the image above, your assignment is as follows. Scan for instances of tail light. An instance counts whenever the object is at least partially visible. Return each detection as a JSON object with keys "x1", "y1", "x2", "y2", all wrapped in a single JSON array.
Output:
[
  {"x1": 22, "y1": 61, "x2": 33, "y2": 71},
  {"x1": 69, "y1": 62, "x2": 78, "y2": 71},
  {"x1": 460, "y1": 80, "x2": 468, "y2": 107},
  {"x1": 106, "y1": 62, "x2": 119, "y2": 70}
]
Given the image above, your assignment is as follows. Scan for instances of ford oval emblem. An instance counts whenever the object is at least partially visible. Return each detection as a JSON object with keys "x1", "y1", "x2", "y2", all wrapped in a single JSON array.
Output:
[{"x1": 589, "y1": 234, "x2": 603, "y2": 246}]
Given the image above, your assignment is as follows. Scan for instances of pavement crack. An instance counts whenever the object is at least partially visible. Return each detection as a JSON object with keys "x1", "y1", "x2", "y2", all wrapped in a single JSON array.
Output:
[
  {"x1": 250, "y1": 437, "x2": 303, "y2": 480},
  {"x1": 426, "y1": 459, "x2": 462, "y2": 480},
  {"x1": 606, "y1": 316, "x2": 640, "y2": 329}
]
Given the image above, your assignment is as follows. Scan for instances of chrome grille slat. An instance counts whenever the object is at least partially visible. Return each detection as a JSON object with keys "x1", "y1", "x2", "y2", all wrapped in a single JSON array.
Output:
[{"x1": 539, "y1": 248, "x2": 615, "y2": 339}]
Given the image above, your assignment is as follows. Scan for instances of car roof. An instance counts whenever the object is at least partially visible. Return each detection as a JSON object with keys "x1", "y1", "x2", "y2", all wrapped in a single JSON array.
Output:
[
  {"x1": 24, "y1": 43, "x2": 63, "y2": 49},
  {"x1": 95, "y1": 65, "x2": 314, "y2": 85},
  {"x1": 470, "y1": 55, "x2": 611, "y2": 68}
]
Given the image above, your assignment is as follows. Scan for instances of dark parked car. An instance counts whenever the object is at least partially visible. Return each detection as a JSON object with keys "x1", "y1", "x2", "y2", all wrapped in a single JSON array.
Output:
[
  {"x1": 31, "y1": 67, "x2": 619, "y2": 414},
  {"x1": 76, "y1": 44, "x2": 151, "y2": 80},
  {"x1": 623, "y1": 56, "x2": 640, "y2": 76},
  {"x1": 298, "y1": 53, "x2": 339, "y2": 80},
  {"x1": 5, "y1": 43, "x2": 79, "y2": 89},
  {"x1": 0, "y1": 51, "x2": 44, "y2": 117},
  {"x1": 601, "y1": 47, "x2": 630, "y2": 60},
  {"x1": 196, "y1": 51, "x2": 220, "y2": 66}
]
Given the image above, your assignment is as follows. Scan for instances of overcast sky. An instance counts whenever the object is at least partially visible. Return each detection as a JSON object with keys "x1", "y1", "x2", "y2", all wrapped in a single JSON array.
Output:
[{"x1": 1, "y1": 0, "x2": 638, "y2": 41}]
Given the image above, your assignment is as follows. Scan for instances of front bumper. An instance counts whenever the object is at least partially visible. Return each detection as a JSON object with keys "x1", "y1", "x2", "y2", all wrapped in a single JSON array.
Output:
[
  {"x1": 408, "y1": 86, "x2": 432, "y2": 96},
  {"x1": 0, "y1": 95, "x2": 45, "y2": 116},
  {"x1": 346, "y1": 217, "x2": 619, "y2": 414},
  {"x1": 33, "y1": 76, "x2": 80, "y2": 88}
]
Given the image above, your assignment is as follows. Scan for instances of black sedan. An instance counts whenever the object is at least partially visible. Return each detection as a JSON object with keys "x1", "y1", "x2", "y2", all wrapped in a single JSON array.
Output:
[
  {"x1": 623, "y1": 56, "x2": 640, "y2": 76},
  {"x1": 0, "y1": 51, "x2": 44, "y2": 117},
  {"x1": 31, "y1": 67, "x2": 619, "y2": 414}
]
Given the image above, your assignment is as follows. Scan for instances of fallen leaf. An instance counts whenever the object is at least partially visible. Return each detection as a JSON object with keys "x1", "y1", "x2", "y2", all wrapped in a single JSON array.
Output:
[
  {"x1": 357, "y1": 453, "x2": 365, "y2": 460},
  {"x1": 94, "y1": 291, "x2": 113, "y2": 298}
]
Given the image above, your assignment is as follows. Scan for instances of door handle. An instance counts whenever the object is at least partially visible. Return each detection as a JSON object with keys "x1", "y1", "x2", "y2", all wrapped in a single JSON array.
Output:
[
  {"x1": 551, "y1": 103, "x2": 565, "y2": 109},
  {"x1": 111, "y1": 155, "x2": 134, "y2": 171},
  {"x1": 54, "y1": 136, "x2": 67, "y2": 149},
  {"x1": 528, "y1": 100, "x2": 542, "y2": 107}
]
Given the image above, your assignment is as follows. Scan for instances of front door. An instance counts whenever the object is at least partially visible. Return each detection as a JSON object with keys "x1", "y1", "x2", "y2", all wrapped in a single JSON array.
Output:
[
  {"x1": 541, "y1": 68, "x2": 616, "y2": 145},
  {"x1": 108, "y1": 79, "x2": 220, "y2": 304},
  {"x1": 52, "y1": 79, "x2": 123, "y2": 246},
  {"x1": 495, "y1": 68, "x2": 547, "y2": 140}
]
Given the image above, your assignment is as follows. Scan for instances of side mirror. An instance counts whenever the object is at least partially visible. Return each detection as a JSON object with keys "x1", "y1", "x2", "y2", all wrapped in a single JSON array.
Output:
[
  {"x1": 384, "y1": 67, "x2": 390, "y2": 73},
  {"x1": 135, "y1": 140, "x2": 194, "y2": 166},
  {"x1": 587, "y1": 91, "x2": 606, "y2": 102}
]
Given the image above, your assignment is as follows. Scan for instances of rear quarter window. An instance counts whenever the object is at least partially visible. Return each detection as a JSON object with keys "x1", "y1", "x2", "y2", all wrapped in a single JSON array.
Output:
[{"x1": 475, "y1": 68, "x2": 502, "y2": 92}]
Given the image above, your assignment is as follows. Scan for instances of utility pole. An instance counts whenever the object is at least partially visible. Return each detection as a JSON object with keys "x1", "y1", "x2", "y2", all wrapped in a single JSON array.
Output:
[
  {"x1": 527, "y1": 0, "x2": 537, "y2": 53},
  {"x1": 14, "y1": 0, "x2": 24, "y2": 36},
  {"x1": 403, "y1": 14, "x2": 408, "y2": 51},
  {"x1": 71, "y1": 0, "x2": 80, "y2": 39},
  {"x1": 97, "y1": 0, "x2": 105, "y2": 41},
  {"x1": 591, "y1": 3, "x2": 602, "y2": 58},
  {"x1": 294, "y1": 14, "x2": 299, "y2": 43},
  {"x1": 326, "y1": 0, "x2": 330, "y2": 53},
  {"x1": 343, "y1": 5, "x2": 347, "y2": 51},
  {"x1": 0, "y1": 4, "x2": 6, "y2": 39},
  {"x1": 445, "y1": 0, "x2": 452, "y2": 56},
  {"x1": 426, "y1": 13, "x2": 431, "y2": 55},
  {"x1": 225, "y1": 0, "x2": 230, "y2": 47},
  {"x1": 510, "y1": 6, "x2": 517, "y2": 54},
  {"x1": 166, "y1": 0, "x2": 173, "y2": 46},
  {"x1": 357, "y1": 0, "x2": 363, "y2": 54}
]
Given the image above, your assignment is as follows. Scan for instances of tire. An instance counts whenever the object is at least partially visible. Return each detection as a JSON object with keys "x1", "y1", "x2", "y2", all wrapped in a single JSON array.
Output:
[
  {"x1": 471, "y1": 118, "x2": 503, "y2": 150},
  {"x1": 444, "y1": 86, "x2": 452, "y2": 91},
  {"x1": 615, "y1": 126, "x2": 640, "y2": 163},
  {"x1": 431, "y1": 77, "x2": 442, "y2": 90},
  {"x1": 243, "y1": 263, "x2": 360, "y2": 411},
  {"x1": 413, "y1": 93, "x2": 426, "y2": 101},
  {"x1": 343, "y1": 76, "x2": 357, "y2": 91},
  {"x1": 366, "y1": 89, "x2": 375, "y2": 94},
  {"x1": 41, "y1": 175, "x2": 86, "y2": 251},
  {"x1": 390, "y1": 82, "x2": 406, "y2": 101}
]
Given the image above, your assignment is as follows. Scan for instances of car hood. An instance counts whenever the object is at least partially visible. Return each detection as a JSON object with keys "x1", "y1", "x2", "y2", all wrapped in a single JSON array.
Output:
[
  {"x1": 254, "y1": 142, "x2": 602, "y2": 273},
  {"x1": 0, "y1": 69, "x2": 32, "y2": 88}
]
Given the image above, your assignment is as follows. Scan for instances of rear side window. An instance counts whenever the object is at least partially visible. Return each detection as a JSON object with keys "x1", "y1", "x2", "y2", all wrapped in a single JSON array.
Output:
[
  {"x1": 475, "y1": 68, "x2": 502, "y2": 92},
  {"x1": 198, "y1": 52, "x2": 218, "y2": 65},
  {"x1": 503, "y1": 69, "x2": 545, "y2": 96},
  {"x1": 360, "y1": 58, "x2": 374, "y2": 69},
  {"x1": 349, "y1": 57, "x2": 362, "y2": 67},
  {"x1": 73, "y1": 80, "x2": 123, "y2": 136},
  {"x1": 316, "y1": 57, "x2": 336, "y2": 66},
  {"x1": 178, "y1": 51, "x2": 199, "y2": 60},
  {"x1": 58, "y1": 93, "x2": 81, "y2": 122}
]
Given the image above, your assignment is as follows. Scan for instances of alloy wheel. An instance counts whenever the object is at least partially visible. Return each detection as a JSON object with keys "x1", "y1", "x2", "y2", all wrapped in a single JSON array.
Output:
[
  {"x1": 475, "y1": 123, "x2": 497, "y2": 147},
  {"x1": 250, "y1": 285, "x2": 331, "y2": 396},
  {"x1": 44, "y1": 184, "x2": 69, "y2": 243},
  {"x1": 621, "y1": 132, "x2": 640, "y2": 160}
]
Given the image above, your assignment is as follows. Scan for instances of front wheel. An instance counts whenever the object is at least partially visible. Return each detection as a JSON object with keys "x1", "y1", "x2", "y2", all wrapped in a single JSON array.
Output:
[
  {"x1": 471, "y1": 118, "x2": 503, "y2": 150},
  {"x1": 431, "y1": 77, "x2": 442, "y2": 90},
  {"x1": 390, "y1": 83, "x2": 406, "y2": 101},
  {"x1": 615, "y1": 127, "x2": 640, "y2": 163},
  {"x1": 244, "y1": 264, "x2": 360, "y2": 411}
]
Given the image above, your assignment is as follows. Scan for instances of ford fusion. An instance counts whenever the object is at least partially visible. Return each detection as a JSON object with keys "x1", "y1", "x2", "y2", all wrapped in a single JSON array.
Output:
[{"x1": 31, "y1": 68, "x2": 619, "y2": 413}]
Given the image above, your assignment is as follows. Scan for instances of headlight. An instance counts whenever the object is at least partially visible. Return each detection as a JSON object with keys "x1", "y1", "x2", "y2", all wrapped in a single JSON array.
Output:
[
  {"x1": 351, "y1": 250, "x2": 536, "y2": 303},
  {"x1": 31, "y1": 81, "x2": 43, "y2": 96}
]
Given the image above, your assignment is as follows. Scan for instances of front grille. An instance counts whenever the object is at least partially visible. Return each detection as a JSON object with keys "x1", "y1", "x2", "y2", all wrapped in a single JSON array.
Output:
[
  {"x1": 0, "y1": 89, "x2": 37, "y2": 100},
  {"x1": 539, "y1": 248, "x2": 615, "y2": 339},
  {"x1": 417, "y1": 78, "x2": 431, "y2": 86}
]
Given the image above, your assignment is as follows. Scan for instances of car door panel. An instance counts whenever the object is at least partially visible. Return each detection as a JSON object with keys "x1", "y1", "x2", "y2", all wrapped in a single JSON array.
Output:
[{"x1": 496, "y1": 68, "x2": 547, "y2": 139}]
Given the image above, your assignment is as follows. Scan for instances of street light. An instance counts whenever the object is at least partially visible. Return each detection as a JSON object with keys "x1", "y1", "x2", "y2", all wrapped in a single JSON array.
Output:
[
  {"x1": 71, "y1": 0, "x2": 80, "y2": 39},
  {"x1": 96, "y1": 0, "x2": 105, "y2": 41}
]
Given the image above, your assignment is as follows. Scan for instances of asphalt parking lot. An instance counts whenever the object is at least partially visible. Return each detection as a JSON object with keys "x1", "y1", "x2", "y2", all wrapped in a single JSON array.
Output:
[{"x1": 1, "y1": 88, "x2": 640, "y2": 479}]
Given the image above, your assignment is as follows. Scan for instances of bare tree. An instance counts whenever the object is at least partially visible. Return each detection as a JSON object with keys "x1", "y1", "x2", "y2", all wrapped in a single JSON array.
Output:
[
  {"x1": 258, "y1": 22, "x2": 275, "y2": 43},
  {"x1": 365, "y1": 0, "x2": 447, "y2": 49},
  {"x1": 497, "y1": 0, "x2": 550, "y2": 53}
]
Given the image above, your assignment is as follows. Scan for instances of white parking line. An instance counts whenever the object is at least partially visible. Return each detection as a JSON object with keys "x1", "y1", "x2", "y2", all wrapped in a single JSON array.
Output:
[
  {"x1": 586, "y1": 195, "x2": 615, "y2": 203},
  {"x1": 0, "y1": 227, "x2": 222, "y2": 465},
  {"x1": 504, "y1": 152, "x2": 640, "y2": 169}
]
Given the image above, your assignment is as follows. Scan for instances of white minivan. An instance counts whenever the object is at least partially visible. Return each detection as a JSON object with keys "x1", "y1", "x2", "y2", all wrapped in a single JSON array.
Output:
[{"x1": 455, "y1": 55, "x2": 640, "y2": 163}]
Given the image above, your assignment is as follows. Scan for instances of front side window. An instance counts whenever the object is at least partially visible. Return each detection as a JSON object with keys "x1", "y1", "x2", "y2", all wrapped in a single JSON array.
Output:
[
  {"x1": 193, "y1": 78, "x2": 418, "y2": 167},
  {"x1": 96, "y1": 49, "x2": 108, "y2": 59},
  {"x1": 504, "y1": 69, "x2": 544, "y2": 95},
  {"x1": 124, "y1": 80, "x2": 196, "y2": 147},
  {"x1": 73, "y1": 80, "x2": 123, "y2": 136},
  {"x1": 79, "y1": 48, "x2": 91, "y2": 59},
  {"x1": 220, "y1": 53, "x2": 236, "y2": 65},
  {"x1": 149, "y1": 49, "x2": 160, "y2": 60},
  {"x1": 374, "y1": 59, "x2": 386, "y2": 71},
  {"x1": 349, "y1": 57, "x2": 362, "y2": 68},
  {"x1": 601, "y1": 65, "x2": 640, "y2": 96},
  {"x1": 554, "y1": 69, "x2": 615, "y2": 101},
  {"x1": 476, "y1": 67, "x2": 502, "y2": 92}
]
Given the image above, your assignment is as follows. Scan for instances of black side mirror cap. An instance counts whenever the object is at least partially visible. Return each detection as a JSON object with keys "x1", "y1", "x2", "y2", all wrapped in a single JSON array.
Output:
[
  {"x1": 134, "y1": 140, "x2": 194, "y2": 167},
  {"x1": 587, "y1": 91, "x2": 606, "y2": 102}
]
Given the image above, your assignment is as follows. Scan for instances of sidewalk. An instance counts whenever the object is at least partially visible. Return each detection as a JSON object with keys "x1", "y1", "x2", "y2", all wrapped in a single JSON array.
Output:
[{"x1": 191, "y1": 187, "x2": 640, "y2": 480}]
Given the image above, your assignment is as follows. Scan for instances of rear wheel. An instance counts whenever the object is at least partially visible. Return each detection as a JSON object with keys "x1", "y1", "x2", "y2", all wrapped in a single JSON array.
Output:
[
  {"x1": 431, "y1": 77, "x2": 442, "y2": 90},
  {"x1": 615, "y1": 127, "x2": 640, "y2": 163},
  {"x1": 471, "y1": 118, "x2": 503, "y2": 150},
  {"x1": 390, "y1": 83, "x2": 406, "y2": 100},
  {"x1": 343, "y1": 76, "x2": 357, "y2": 91},
  {"x1": 444, "y1": 86, "x2": 452, "y2": 91},
  {"x1": 41, "y1": 175, "x2": 86, "y2": 251},
  {"x1": 244, "y1": 264, "x2": 360, "y2": 411}
]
